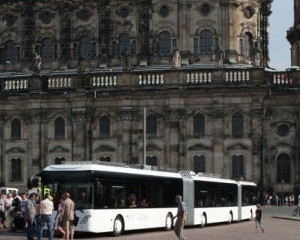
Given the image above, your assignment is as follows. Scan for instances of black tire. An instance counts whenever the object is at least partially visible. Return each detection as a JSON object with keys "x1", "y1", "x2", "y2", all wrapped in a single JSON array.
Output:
[
  {"x1": 200, "y1": 214, "x2": 206, "y2": 228},
  {"x1": 227, "y1": 213, "x2": 233, "y2": 224},
  {"x1": 113, "y1": 216, "x2": 124, "y2": 236},
  {"x1": 165, "y1": 213, "x2": 173, "y2": 231}
]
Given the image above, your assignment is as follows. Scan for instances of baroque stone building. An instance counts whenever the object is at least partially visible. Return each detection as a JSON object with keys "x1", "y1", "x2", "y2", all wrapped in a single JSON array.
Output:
[
  {"x1": 288, "y1": 0, "x2": 300, "y2": 67},
  {"x1": 0, "y1": 0, "x2": 298, "y2": 199}
]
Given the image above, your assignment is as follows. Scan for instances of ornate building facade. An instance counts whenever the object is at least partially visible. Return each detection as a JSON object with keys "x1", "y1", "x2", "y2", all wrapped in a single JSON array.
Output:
[
  {"x1": 288, "y1": 0, "x2": 300, "y2": 67},
  {"x1": 0, "y1": 0, "x2": 299, "y2": 200}
]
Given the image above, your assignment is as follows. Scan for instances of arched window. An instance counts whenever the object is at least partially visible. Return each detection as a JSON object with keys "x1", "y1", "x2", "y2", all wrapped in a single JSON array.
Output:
[
  {"x1": 146, "y1": 156, "x2": 157, "y2": 166},
  {"x1": 158, "y1": 31, "x2": 171, "y2": 56},
  {"x1": 119, "y1": 33, "x2": 131, "y2": 56},
  {"x1": 241, "y1": 32, "x2": 253, "y2": 57},
  {"x1": 146, "y1": 114, "x2": 157, "y2": 139},
  {"x1": 55, "y1": 117, "x2": 65, "y2": 139},
  {"x1": 11, "y1": 119, "x2": 21, "y2": 140},
  {"x1": 0, "y1": 40, "x2": 19, "y2": 63},
  {"x1": 232, "y1": 155, "x2": 244, "y2": 179},
  {"x1": 11, "y1": 158, "x2": 22, "y2": 181},
  {"x1": 277, "y1": 154, "x2": 291, "y2": 183},
  {"x1": 79, "y1": 35, "x2": 92, "y2": 59},
  {"x1": 232, "y1": 113, "x2": 244, "y2": 137},
  {"x1": 41, "y1": 38, "x2": 56, "y2": 61},
  {"x1": 199, "y1": 29, "x2": 213, "y2": 54},
  {"x1": 100, "y1": 116, "x2": 110, "y2": 139},
  {"x1": 193, "y1": 155, "x2": 205, "y2": 173},
  {"x1": 193, "y1": 113, "x2": 205, "y2": 137}
]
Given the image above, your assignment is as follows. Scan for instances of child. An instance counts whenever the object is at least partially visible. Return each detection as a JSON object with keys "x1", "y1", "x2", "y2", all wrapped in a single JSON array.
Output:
[{"x1": 255, "y1": 204, "x2": 264, "y2": 233}]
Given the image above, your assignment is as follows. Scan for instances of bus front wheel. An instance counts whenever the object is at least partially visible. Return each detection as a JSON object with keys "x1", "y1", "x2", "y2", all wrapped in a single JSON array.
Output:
[
  {"x1": 227, "y1": 213, "x2": 233, "y2": 224},
  {"x1": 113, "y1": 216, "x2": 124, "y2": 236},
  {"x1": 165, "y1": 213, "x2": 173, "y2": 230},
  {"x1": 200, "y1": 214, "x2": 206, "y2": 228}
]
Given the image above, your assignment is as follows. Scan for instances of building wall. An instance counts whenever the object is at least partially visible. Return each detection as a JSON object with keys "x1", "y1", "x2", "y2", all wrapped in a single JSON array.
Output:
[
  {"x1": 288, "y1": 0, "x2": 300, "y2": 66},
  {"x1": 0, "y1": 0, "x2": 298, "y2": 199},
  {"x1": 0, "y1": 0, "x2": 266, "y2": 71},
  {"x1": 0, "y1": 69, "x2": 298, "y2": 199}
]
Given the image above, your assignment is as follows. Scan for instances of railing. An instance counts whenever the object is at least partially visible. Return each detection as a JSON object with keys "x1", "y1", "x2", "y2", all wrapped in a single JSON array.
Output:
[
  {"x1": 272, "y1": 72, "x2": 293, "y2": 85},
  {"x1": 225, "y1": 70, "x2": 250, "y2": 82},
  {"x1": 138, "y1": 74, "x2": 164, "y2": 86},
  {"x1": 48, "y1": 77, "x2": 72, "y2": 89},
  {"x1": 3, "y1": 79, "x2": 28, "y2": 91},
  {"x1": 0, "y1": 68, "x2": 285, "y2": 93},
  {"x1": 186, "y1": 72, "x2": 211, "y2": 84},
  {"x1": 92, "y1": 75, "x2": 117, "y2": 87}
]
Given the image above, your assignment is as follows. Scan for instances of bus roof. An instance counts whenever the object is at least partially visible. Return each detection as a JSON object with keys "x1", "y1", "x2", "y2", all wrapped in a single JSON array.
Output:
[
  {"x1": 42, "y1": 162, "x2": 256, "y2": 185},
  {"x1": 43, "y1": 163, "x2": 183, "y2": 179},
  {"x1": 236, "y1": 180, "x2": 257, "y2": 186}
]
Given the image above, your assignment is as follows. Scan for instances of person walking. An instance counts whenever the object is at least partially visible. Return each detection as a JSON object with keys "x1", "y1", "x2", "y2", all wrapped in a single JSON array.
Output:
[
  {"x1": 255, "y1": 204, "x2": 264, "y2": 233},
  {"x1": 0, "y1": 193, "x2": 7, "y2": 228},
  {"x1": 54, "y1": 198, "x2": 66, "y2": 239},
  {"x1": 24, "y1": 193, "x2": 36, "y2": 240},
  {"x1": 35, "y1": 194, "x2": 41, "y2": 239},
  {"x1": 60, "y1": 192, "x2": 75, "y2": 240},
  {"x1": 173, "y1": 195, "x2": 187, "y2": 240},
  {"x1": 38, "y1": 193, "x2": 54, "y2": 240},
  {"x1": 20, "y1": 192, "x2": 28, "y2": 229},
  {"x1": 3, "y1": 193, "x2": 13, "y2": 228}
]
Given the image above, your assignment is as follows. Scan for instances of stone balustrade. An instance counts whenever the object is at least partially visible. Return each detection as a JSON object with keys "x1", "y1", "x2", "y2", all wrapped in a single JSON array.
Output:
[
  {"x1": 92, "y1": 75, "x2": 117, "y2": 87},
  {"x1": 138, "y1": 74, "x2": 164, "y2": 85},
  {"x1": 225, "y1": 70, "x2": 250, "y2": 82},
  {"x1": 48, "y1": 77, "x2": 72, "y2": 89},
  {"x1": 3, "y1": 79, "x2": 28, "y2": 91}
]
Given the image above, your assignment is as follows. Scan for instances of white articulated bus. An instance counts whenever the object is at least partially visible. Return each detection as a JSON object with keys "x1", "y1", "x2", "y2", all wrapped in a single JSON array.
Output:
[{"x1": 39, "y1": 162, "x2": 257, "y2": 236}]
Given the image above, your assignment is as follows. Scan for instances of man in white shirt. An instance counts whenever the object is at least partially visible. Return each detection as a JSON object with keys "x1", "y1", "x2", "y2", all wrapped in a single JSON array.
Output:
[{"x1": 38, "y1": 193, "x2": 54, "y2": 240}]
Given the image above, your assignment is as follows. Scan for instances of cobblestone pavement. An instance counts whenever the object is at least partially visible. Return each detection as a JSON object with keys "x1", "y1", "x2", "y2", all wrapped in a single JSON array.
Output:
[{"x1": 0, "y1": 206, "x2": 299, "y2": 240}]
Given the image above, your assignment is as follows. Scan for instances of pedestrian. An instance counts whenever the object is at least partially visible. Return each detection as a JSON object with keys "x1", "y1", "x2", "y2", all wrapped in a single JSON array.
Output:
[
  {"x1": 24, "y1": 193, "x2": 36, "y2": 240},
  {"x1": 4, "y1": 193, "x2": 14, "y2": 228},
  {"x1": 173, "y1": 195, "x2": 187, "y2": 240},
  {"x1": 60, "y1": 192, "x2": 75, "y2": 240},
  {"x1": 0, "y1": 193, "x2": 7, "y2": 228},
  {"x1": 255, "y1": 204, "x2": 264, "y2": 233},
  {"x1": 38, "y1": 193, "x2": 54, "y2": 240},
  {"x1": 54, "y1": 198, "x2": 66, "y2": 239},
  {"x1": 20, "y1": 192, "x2": 28, "y2": 228},
  {"x1": 35, "y1": 194, "x2": 41, "y2": 238}
]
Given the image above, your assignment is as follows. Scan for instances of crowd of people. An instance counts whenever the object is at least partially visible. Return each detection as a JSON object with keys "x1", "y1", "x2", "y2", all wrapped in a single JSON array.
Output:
[
  {"x1": 264, "y1": 194, "x2": 300, "y2": 206},
  {"x1": 0, "y1": 191, "x2": 75, "y2": 240}
]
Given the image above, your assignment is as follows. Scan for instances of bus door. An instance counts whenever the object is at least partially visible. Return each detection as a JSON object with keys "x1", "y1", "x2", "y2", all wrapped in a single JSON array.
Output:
[{"x1": 182, "y1": 175, "x2": 194, "y2": 225}]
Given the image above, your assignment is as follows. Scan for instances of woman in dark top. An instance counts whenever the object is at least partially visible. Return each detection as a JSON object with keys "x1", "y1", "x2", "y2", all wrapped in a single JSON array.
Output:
[{"x1": 255, "y1": 204, "x2": 264, "y2": 233}]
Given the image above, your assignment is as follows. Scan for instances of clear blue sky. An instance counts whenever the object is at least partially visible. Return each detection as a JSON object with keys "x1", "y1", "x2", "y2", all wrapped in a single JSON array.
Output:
[{"x1": 269, "y1": 0, "x2": 294, "y2": 70}]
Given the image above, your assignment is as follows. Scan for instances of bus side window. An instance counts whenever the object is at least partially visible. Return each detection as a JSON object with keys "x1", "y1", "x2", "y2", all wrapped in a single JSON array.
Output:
[
  {"x1": 128, "y1": 193, "x2": 137, "y2": 208},
  {"x1": 140, "y1": 198, "x2": 149, "y2": 207}
]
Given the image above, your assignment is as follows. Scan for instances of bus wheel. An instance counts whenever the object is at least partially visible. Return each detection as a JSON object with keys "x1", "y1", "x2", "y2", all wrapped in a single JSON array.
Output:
[
  {"x1": 165, "y1": 213, "x2": 173, "y2": 230},
  {"x1": 113, "y1": 216, "x2": 124, "y2": 236},
  {"x1": 250, "y1": 210, "x2": 253, "y2": 220},
  {"x1": 200, "y1": 214, "x2": 206, "y2": 228},
  {"x1": 227, "y1": 213, "x2": 233, "y2": 224}
]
